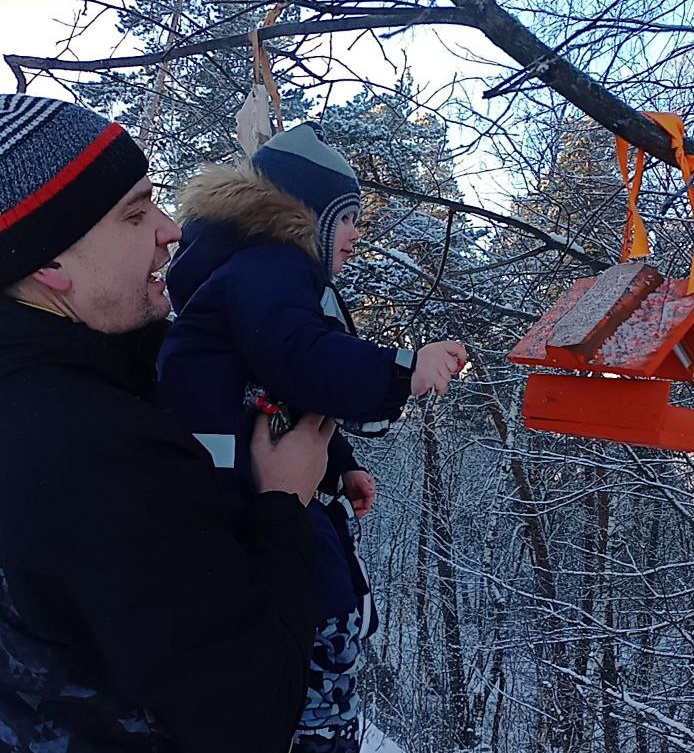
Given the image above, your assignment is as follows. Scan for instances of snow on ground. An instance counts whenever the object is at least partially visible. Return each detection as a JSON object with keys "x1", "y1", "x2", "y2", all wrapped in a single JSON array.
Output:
[{"x1": 361, "y1": 721, "x2": 407, "y2": 753}]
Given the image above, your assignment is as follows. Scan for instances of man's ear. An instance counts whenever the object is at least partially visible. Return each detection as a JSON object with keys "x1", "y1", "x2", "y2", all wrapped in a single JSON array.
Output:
[{"x1": 31, "y1": 260, "x2": 71, "y2": 293}]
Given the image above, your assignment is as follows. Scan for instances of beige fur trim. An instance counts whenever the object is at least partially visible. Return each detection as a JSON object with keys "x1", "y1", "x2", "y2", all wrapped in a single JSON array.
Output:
[{"x1": 177, "y1": 162, "x2": 319, "y2": 260}]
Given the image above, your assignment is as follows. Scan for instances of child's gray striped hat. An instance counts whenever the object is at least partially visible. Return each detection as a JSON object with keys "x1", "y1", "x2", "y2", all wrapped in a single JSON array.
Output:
[
  {"x1": 0, "y1": 94, "x2": 148, "y2": 288},
  {"x1": 252, "y1": 122, "x2": 360, "y2": 276}
]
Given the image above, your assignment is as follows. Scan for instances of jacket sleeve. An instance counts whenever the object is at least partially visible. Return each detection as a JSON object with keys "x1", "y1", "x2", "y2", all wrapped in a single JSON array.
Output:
[
  {"x1": 19, "y1": 409, "x2": 315, "y2": 753},
  {"x1": 224, "y1": 246, "x2": 414, "y2": 430},
  {"x1": 319, "y1": 430, "x2": 362, "y2": 496}
]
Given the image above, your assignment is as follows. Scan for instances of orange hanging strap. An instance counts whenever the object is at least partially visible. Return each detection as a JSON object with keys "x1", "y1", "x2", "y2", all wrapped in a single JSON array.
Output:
[
  {"x1": 615, "y1": 134, "x2": 649, "y2": 261},
  {"x1": 616, "y1": 112, "x2": 694, "y2": 293},
  {"x1": 248, "y1": 2, "x2": 285, "y2": 132},
  {"x1": 647, "y1": 113, "x2": 694, "y2": 294},
  {"x1": 263, "y1": 1, "x2": 285, "y2": 26},
  {"x1": 249, "y1": 29, "x2": 261, "y2": 86}
]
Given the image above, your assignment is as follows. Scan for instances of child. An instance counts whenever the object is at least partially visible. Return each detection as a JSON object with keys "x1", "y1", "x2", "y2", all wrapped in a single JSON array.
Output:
[{"x1": 157, "y1": 122, "x2": 466, "y2": 752}]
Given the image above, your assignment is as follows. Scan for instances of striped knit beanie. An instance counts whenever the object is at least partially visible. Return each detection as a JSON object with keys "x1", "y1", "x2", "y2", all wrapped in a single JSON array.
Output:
[
  {"x1": 251, "y1": 122, "x2": 360, "y2": 276},
  {"x1": 0, "y1": 94, "x2": 148, "y2": 289}
]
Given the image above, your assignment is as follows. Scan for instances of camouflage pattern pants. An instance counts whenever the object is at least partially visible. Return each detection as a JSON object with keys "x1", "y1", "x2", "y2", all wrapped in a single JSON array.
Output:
[{"x1": 291, "y1": 717, "x2": 359, "y2": 753}]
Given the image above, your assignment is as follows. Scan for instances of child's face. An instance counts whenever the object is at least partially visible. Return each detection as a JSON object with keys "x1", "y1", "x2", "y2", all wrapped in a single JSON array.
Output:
[{"x1": 332, "y1": 213, "x2": 359, "y2": 275}]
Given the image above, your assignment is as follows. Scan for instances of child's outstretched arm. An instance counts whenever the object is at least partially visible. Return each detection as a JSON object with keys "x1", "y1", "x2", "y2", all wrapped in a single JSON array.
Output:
[
  {"x1": 224, "y1": 246, "x2": 466, "y2": 432},
  {"x1": 225, "y1": 247, "x2": 413, "y2": 427}
]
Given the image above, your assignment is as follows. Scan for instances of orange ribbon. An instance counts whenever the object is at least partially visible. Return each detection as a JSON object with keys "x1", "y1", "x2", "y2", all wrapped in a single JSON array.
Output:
[
  {"x1": 616, "y1": 112, "x2": 694, "y2": 294},
  {"x1": 249, "y1": 2, "x2": 286, "y2": 133}
]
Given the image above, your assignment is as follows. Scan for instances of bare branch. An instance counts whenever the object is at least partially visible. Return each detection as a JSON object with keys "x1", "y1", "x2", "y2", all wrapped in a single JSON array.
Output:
[
  {"x1": 360, "y1": 178, "x2": 610, "y2": 271},
  {"x1": 5, "y1": 0, "x2": 694, "y2": 165}
]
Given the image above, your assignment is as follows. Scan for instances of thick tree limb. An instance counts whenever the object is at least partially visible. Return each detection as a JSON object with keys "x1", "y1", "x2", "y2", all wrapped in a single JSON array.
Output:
[
  {"x1": 3, "y1": 8, "x2": 467, "y2": 81},
  {"x1": 5, "y1": 0, "x2": 693, "y2": 165},
  {"x1": 461, "y1": 0, "x2": 694, "y2": 164}
]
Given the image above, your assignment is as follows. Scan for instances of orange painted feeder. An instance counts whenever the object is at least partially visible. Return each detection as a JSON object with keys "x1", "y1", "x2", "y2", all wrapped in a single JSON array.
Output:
[
  {"x1": 508, "y1": 111, "x2": 694, "y2": 451},
  {"x1": 508, "y1": 262, "x2": 694, "y2": 451}
]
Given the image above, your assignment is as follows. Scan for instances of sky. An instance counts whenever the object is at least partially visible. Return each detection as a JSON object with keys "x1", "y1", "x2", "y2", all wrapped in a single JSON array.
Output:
[
  {"x1": 0, "y1": 0, "x2": 136, "y2": 97},
  {"x1": 0, "y1": 1, "x2": 499, "y2": 94},
  {"x1": 0, "y1": 0, "x2": 513, "y2": 203},
  {"x1": 0, "y1": 0, "x2": 503, "y2": 108}
]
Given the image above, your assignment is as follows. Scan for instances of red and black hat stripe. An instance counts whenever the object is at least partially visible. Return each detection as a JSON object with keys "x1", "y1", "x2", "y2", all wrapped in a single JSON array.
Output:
[{"x1": 0, "y1": 96, "x2": 148, "y2": 289}]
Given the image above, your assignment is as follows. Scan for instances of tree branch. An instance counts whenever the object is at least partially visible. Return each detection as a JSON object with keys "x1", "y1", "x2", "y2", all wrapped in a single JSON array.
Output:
[
  {"x1": 465, "y1": 0, "x2": 694, "y2": 165},
  {"x1": 360, "y1": 179, "x2": 609, "y2": 272},
  {"x1": 3, "y1": 7, "x2": 468, "y2": 84},
  {"x1": 5, "y1": 0, "x2": 692, "y2": 165}
]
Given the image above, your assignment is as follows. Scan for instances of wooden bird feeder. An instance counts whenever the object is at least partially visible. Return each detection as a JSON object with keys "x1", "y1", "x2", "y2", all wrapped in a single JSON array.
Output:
[
  {"x1": 508, "y1": 262, "x2": 694, "y2": 451},
  {"x1": 508, "y1": 112, "x2": 694, "y2": 452}
]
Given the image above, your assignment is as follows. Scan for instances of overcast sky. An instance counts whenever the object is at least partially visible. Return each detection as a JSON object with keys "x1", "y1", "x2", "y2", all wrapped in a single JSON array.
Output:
[
  {"x1": 0, "y1": 0, "x2": 499, "y2": 104},
  {"x1": 0, "y1": 0, "x2": 135, "y2": 97},
  {"x1": 0, "y1": 0, "x2": 510, "y2": 202}
]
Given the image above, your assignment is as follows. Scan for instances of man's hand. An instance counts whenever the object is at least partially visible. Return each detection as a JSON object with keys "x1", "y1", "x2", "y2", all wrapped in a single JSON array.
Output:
[
  {"x1": 343, "y1": 470, "x2": 376, "y2": 519},
  {"x1": 251, "y1": 413, "x2": 335, "y2": 506},
  {"x1": 411, "y1": 341, "x2": 467, "y2": 397}
]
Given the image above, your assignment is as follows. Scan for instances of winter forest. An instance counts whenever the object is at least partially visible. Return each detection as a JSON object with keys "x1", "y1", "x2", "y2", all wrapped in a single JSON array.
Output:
[{"x1": 6, "y1": 0, "x2": 694, "y2": 750}]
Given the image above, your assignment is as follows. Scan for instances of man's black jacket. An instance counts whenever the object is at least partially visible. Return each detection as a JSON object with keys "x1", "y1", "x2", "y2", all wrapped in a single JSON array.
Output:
[{"x1": 0, "y1": 295, "x2": 315, "y2": 753}]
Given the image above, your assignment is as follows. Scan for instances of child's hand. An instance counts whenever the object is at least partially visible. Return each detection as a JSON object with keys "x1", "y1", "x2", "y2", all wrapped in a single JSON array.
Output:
[
  {"x1": 343, "y1": 470, "x2": 376, "y2": 518},
  {"x1": 411, "y1": 341, "x2": 467, "y2": 397}
]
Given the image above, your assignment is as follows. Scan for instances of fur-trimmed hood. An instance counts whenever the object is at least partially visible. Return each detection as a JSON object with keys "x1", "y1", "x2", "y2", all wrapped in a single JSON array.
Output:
[
  {"x1": 178, "y1": 162, "x2": 320, "y2": 258},
  {"x1": 167, "y1": 163, "x2": 321, "y2": 313}
]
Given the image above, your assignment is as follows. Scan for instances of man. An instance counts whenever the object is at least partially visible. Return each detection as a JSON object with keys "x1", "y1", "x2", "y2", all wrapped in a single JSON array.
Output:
[{"x1": 0, "y1": 93, "x2": 332, "y2": 753}]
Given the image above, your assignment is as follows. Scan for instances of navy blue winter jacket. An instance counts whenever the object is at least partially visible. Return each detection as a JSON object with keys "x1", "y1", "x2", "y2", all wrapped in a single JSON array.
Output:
[
  {"x1": 157, "y1": 167, "x2": 415, "y2": 492},
  {"x1": 0, "y1": 296, "x2": 315, "y2": 753},
  {"x1": 156, "y1": 165, "x2": 415, "y2": 644}
]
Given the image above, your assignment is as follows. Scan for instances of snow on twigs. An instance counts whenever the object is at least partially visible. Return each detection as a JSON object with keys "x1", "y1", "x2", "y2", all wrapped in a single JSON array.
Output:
[{"x1": 546, "y1": 232, "x2": 585, "y2": 253}]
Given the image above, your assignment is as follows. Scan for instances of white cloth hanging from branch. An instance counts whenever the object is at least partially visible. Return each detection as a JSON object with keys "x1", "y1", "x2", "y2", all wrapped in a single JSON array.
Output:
[{"x1": 235, "y1": 3, "x2": 285, "y2": 158}]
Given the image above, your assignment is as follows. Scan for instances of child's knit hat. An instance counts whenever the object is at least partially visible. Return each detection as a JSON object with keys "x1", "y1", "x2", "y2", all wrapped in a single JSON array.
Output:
[
  {"x1": 251, "y1": 122, "x2": 360, "y2": 276},
  {"x1": 0, "y1": 94, "x2": 148, "y2": 289}
]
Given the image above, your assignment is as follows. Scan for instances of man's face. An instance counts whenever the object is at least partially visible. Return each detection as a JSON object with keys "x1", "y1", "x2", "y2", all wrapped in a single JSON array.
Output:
[
  {"x1": 332, "y1": 213, "x2": 359, "y2": 276},
  {"x1": 58, "y1": 177, "x2": 181, "y2": 333}
]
